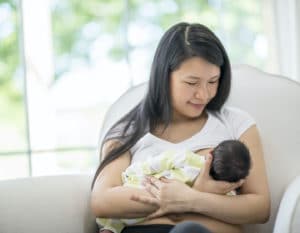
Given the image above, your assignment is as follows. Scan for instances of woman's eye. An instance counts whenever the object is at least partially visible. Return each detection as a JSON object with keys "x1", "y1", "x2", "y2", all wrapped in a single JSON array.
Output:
[
  {"x1": 209, "y1": 80, "x2": 218, "y2": 84},
  {"x1": 185, "y1": 82, "x2": 197, "y2": 86}
]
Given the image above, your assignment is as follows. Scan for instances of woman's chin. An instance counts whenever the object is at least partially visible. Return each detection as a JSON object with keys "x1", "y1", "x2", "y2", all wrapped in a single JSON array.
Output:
[{"x1": 182, "y1": 112, "x2": 204, "y2": 120}]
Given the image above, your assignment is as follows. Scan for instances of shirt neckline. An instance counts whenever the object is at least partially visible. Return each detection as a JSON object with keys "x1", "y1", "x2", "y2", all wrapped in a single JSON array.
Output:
[{"x1": 146, "y1": 111, "x2": 212, "y2": 146}]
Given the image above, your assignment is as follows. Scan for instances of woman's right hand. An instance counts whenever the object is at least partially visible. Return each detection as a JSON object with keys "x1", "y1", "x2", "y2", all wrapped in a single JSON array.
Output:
[{"x1": 193, "y1": 154, "x2": 245, "y2": 194}]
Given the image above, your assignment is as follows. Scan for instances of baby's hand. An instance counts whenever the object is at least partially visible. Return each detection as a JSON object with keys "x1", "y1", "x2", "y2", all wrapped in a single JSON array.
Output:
[{"x1": 193, "y1": 154, "x2": 244, "y2": 194}]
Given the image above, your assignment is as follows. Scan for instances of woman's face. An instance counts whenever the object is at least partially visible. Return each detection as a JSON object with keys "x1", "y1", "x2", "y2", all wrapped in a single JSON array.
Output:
[{"x1": 170, "y1": 56, "x2": 220, "y2": 121}]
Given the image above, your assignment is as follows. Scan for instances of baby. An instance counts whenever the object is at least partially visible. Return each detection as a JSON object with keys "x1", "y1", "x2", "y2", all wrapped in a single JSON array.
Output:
[{"x1": 97, "y1": 139, "x2": 251, "y2": 233}]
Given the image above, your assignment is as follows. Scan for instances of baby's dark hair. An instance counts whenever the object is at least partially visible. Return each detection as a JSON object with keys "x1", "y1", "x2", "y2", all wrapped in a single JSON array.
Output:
[{"x1": 210, "y1": 140, "x2": 251, "y2": 182}]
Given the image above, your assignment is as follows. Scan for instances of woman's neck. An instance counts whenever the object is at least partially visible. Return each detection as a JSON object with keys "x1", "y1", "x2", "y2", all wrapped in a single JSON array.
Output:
[
  {"x1": 153, "y1": 112, "x2": 208, "y2": 136},
  {"x1": 171, "y1": 111, "x2": 207, "y2": 125}
]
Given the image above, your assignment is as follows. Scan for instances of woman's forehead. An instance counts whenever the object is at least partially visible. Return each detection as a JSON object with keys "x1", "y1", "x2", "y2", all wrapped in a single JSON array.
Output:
[{"x1": 172, "y1": 57, "x2": 220, "y2": 79}]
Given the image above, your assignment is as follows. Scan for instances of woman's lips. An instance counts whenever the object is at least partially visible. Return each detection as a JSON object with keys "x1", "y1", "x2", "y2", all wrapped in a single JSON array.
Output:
[{"x1": 188, "y1": 102, "x2": 205, "y2": 109}]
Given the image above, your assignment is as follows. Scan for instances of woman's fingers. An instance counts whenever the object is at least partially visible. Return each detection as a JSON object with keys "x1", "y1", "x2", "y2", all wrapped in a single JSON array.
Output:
[
  {"x1": 225, "y1": 179, "x2": 244, "y2": 192},
  {"x1": 232, "y1": 179, "x2": 245, "y2": 190},
  {"x1": 130, "y1": 194, "x2": 160, "y2": 206},
  {"x1": 145, "y1": 209, "x2": 165, "y2": 220},
  {"x1": 143, "y1": 176, "x2": 164, "y2": 198},
  {"x1": 159, "y1": 176, "x2": 171, "y2": 183},
  {"x1": 215, "y1": 179, "x2": 245, "y2": 193},
  {"x1": 146, "y1": 176, "x2": 163, "y2": 188},
  {"x1": 145, "y1": 182, "x2": 160, "y2": 197}
]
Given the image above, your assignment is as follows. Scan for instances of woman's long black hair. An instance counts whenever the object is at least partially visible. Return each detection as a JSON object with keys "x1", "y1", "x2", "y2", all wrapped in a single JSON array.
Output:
[{"x1": 91, "y1": 22, "x2": 231, "y2": 188}]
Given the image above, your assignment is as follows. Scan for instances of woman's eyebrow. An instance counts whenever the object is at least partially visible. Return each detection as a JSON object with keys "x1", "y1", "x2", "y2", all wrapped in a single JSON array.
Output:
[{"x1": 185, "y1": 75, "x2": 220, "y2": 80}]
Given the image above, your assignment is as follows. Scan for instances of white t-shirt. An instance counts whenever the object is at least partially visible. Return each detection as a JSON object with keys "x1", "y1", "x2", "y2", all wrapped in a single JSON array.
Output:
[{"x1": 130, "y1": 106, "x2": 255, "y2": 165}]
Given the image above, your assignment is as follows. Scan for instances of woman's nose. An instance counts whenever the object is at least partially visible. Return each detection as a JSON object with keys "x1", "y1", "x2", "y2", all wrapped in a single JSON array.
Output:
[{"x1": 195, "y1": 85, "x2": 209, "y2": 101}]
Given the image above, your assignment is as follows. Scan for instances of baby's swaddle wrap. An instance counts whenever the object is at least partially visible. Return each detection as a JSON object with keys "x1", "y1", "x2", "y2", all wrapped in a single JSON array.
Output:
[{"x1": 96, "y1": 150, "x2": 206, "y2": 233}]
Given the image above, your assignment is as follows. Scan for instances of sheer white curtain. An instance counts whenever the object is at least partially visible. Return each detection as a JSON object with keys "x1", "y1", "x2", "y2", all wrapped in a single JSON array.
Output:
[{"x1": 271, "y1": 0, "x2": 300, "y2": 82}]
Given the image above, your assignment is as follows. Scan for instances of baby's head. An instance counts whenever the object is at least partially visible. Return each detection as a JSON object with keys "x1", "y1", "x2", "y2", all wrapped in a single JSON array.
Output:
[{"x1": 210, "y1": 140, "x2": 251, "y2": 182}]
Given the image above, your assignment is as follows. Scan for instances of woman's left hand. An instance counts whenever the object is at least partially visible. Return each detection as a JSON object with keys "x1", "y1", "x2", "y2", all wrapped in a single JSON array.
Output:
[
  {"x1": 130, "y1": 176, "x2": 193, "y2": 219},
  {"x1": 193, "y1": 154, "x2": 245, "y2": 194}
]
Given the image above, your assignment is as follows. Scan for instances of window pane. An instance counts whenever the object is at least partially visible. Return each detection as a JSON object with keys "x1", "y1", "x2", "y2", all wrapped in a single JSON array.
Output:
[
  {"x1": 0, "y1": 1, "x2": 27, "y2": 152},
  {"x1": 31, "y1": 149, "x2": 97, "y2": 176},
  {"x1": 221, "y1": 0, "x2": 267, "y2": 69},
  {"x1": 26, "y1": 0, "x2": 130, "y2": 151}
]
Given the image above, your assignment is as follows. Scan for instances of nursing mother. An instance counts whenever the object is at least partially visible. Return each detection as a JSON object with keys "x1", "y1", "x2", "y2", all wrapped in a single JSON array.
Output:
[{"x1": 91, "y1": 22, "x2": 270, "y2": 233}]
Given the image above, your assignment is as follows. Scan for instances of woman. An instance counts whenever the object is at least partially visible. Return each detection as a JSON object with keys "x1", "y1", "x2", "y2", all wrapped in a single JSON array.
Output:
[{"x1": 90, "y1": 22, "x2": 270, "y2": 233}]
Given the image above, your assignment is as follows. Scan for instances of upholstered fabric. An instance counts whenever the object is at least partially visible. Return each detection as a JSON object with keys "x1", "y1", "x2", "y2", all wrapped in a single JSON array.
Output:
[
  {"x1": 0, "y1": 175, "x2": 97, "y2": 233},
  {"x1": 273, "y1": 175, "x2": 300, "y2": 233}
]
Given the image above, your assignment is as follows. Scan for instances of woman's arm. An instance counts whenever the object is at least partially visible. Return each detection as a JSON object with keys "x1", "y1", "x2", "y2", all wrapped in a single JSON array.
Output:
[
  {"x1": 132, "y1": 126, "x2": 270, "y2": 225},
  {"x1": 187, "y1": 125, "x2": 270, "y2": 224},
  {"x1": 90, "y1": 140, "x2": 157, "y2": 218}
]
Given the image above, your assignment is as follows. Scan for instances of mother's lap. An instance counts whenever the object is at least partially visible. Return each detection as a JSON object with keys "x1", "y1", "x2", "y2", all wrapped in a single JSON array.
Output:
[{"x1": 135, "y1": 214, "x2": 242, "y2": 233}]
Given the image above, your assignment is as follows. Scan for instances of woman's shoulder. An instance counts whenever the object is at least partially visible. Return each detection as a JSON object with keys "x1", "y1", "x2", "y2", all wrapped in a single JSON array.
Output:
[
  {"x1": 207, "y1": 106, "x2": 253, "y2": 120},
  {"x1": 219, "y1": 106, "x2": 255, "y2": 120},
  {"x1": 208, "y1": 106, "x2": 256, "y2": 139}
]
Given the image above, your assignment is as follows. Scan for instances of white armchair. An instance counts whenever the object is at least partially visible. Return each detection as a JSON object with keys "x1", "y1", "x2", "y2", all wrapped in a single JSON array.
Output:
[{"x1": 0, "y1": 65, "x2": 299, "y2": 233}]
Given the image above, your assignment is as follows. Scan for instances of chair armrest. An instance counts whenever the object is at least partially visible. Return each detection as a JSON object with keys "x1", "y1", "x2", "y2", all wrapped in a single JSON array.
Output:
[
  {"x1": 273, "y1": 175, "x2": 300, "y2": 233},
  {"x1": 0, "y1": 175, "x2": 97, "y2": 233}
]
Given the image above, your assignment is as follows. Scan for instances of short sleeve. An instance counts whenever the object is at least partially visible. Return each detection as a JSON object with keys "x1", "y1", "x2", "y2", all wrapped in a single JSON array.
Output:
[
  {"x1": 222, "y1": 107, "x2": 256, "y2": 139},
  {"x1": 104, "y1": 122, "x2": 134, "y2": 145}
]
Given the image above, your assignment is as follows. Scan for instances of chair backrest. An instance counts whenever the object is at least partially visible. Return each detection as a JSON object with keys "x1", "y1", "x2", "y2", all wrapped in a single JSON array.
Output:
[{"x1": 98, "y1": 64, "x2": 300, "y2": 233}]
